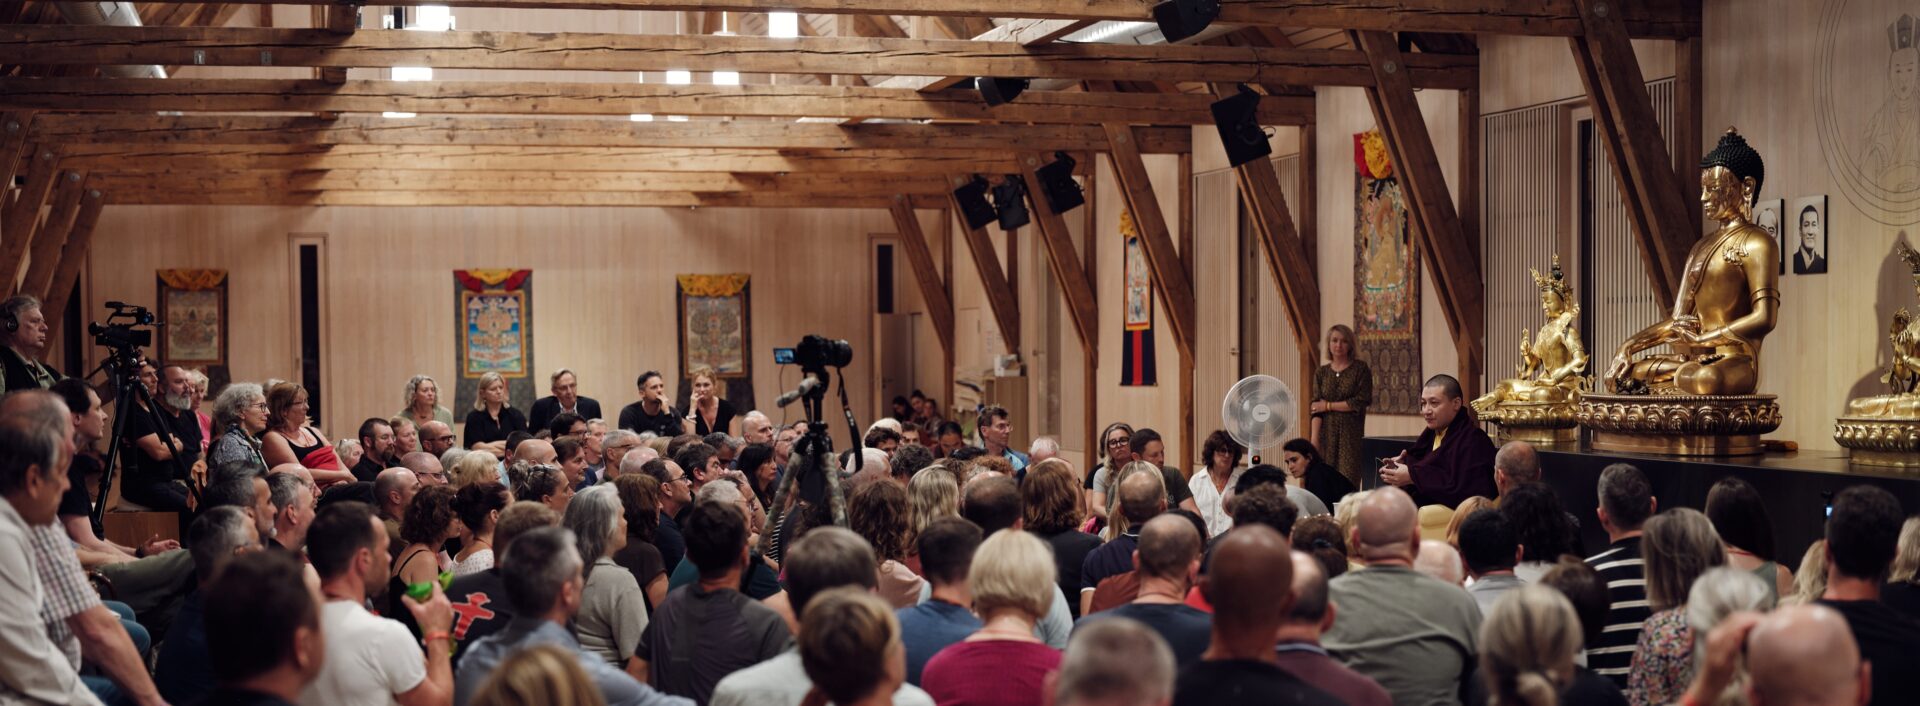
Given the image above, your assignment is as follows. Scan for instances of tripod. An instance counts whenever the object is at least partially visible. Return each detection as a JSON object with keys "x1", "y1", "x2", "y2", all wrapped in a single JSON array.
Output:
[
  {"x1": 90, "y1": 347, "x2": 195, "y2": 532},
  {"x1": 756, "y1": 364, "x2": 862, "y2": 555}
]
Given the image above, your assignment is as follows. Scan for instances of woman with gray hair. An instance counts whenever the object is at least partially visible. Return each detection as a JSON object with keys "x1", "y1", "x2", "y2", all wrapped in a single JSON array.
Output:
[
  {"x1": 399, "y1": 373, "x2": 454, "y2": 430},
  {"x1": 1686, "y1": 567, "x2": 1775, "y2": 706},
  {"x1": 206, "y1": 382, "x2": 269, "y2": 472},
  {"x1": 562, "y1": 484, "x2": 648, "y2": 667}
]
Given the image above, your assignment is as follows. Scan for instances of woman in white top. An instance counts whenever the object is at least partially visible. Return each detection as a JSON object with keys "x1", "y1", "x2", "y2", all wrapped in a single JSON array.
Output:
[
  {"x1": 451, "y1": 481, "x2": 509, "y2": 577},
  {"x1": 1187, "y1": 430, "x2": 1247, "y2": 538},
  {"x1": 563, "y1": 485, "x2": 648, "y2": 666}
]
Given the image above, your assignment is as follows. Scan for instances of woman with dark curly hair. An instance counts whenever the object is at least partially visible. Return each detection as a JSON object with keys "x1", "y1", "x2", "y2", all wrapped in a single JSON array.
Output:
[
  {"x1": 1022, "y1": 459, "x2": 1100, "y2": 619},
  {"x1": 1499, "y1": 482, "x2": 1584, "y2": 583},
  {"x1": 451, "y1": 482, "x2": 509, "y2": 577},
  {"x1": 611, "y1": 473, "x2": 670, "y2": 609},
  {"x1": 1290, "y1": 515, "x2": 1351, "y2": 580},
  {"x1": 849, "y1": 478, "x2": 924, "y2": 609},
  {"x1": 390, "y1": 485, "x2": 458, "y2": 632},
  {"x1": 1190, "y1": 430, "x2": 1247, "y2": 537},
  {"x1": 1281, "y1": 438, "x2": 1356, "y2": 513}
]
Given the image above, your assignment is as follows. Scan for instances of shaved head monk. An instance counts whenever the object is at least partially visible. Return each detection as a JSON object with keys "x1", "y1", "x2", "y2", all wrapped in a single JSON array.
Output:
[
  {"x1": 1377, "y1": 375, "x2": 1497, "y2": 509},
  {"x1": 1321, "y1": 487, "x2": 1483, "y2": 706}
]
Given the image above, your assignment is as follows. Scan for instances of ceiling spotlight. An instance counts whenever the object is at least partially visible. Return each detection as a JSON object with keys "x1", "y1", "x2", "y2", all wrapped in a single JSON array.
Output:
[
  {"x1": 1210, "y1": 83, "x2": 1272, "y2": 168},
  {"x1": 1151, "y1": 0, "x2": 1220, "y2": 43},
  {"x1": 953, "y1": 176, "x2": 998, "y2": 231},
  {"x1": 976, "y1": 77, "x2": 1029, "y2": 107},
  {"x1": 1034, "y1": 152, "x2": 1085, "y2": 214},
  {"x1": 992, "y1": 176, "x2": 1031, "y2": 230}
]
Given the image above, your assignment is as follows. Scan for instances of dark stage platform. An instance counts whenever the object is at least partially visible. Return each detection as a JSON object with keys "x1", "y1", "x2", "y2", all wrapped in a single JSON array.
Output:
[{"x1": 1363, "y1": 436, "x2": 1920, "y2": 566}]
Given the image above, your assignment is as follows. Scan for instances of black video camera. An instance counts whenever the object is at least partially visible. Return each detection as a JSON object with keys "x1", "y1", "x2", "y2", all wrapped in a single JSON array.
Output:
[
  {"x1": 88, "y1": 302, "x2": 156, "y2": 352},
  {"x1": 794, "y1": 334, "x2": 853, "y2": 371}
]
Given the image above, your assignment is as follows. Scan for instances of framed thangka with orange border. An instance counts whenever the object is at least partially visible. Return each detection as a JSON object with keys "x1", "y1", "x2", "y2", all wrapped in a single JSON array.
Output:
[
  {"x1": 157, "y1": 269, "x2": 227, "y2": 368},
  {"x1": 675, "y1": 274, "x2": 756, "y2": 410},
  {"x1": 453, "y1": 269, "x2": 535, "y2": 412}
]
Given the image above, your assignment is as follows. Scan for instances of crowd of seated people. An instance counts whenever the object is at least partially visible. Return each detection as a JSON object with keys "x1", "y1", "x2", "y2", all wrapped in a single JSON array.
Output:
[{"x1": 2, "y1": 291, "x2": 1918, "y2": 706}]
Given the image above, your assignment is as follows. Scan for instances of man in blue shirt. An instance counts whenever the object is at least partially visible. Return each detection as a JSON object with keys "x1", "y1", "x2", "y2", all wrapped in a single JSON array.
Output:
[
  {"x1": 978, "y1": 406, "x2": 1028, "y2": 475},
  {"x1": 897, "y1": 517, "x2": 985, "y2": 685}
]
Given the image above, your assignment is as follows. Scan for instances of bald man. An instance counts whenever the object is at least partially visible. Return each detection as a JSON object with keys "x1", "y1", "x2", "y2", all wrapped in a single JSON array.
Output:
[
  {"x1": 1075, "y1": 515, "x2": 1211, "y2": 666},
  {"x1": 1492, "y1": 441, "x2": 1540, "y2": 495},
  {"x1": 419, "y1": 421, "x2": 456, "y2": 457},
  {"x1": 399, "y1": 451, "x2": 446, "y2": 486},
  {"x1": 1174, "y1": 525, "x2": 1341, "y2": 706},
  {"x1": 1412, "y1": 540, "x2": 1466, "y2": 587},
  {"x1": 1684, "y1": 605, "x2": 1870, "y2": 706},
  {"x1": 1080, "y1": 465, "x2": 1169, "y2": 616},
  {"x1": 1322, "y1": 487, "x2": 1482, "y2": 706},
  {"x1": 1274, "y1": 551, "x2": 1392, "y2": 706},
  {"x1": 373, "y1": 467, "x2": 420, "y2": 551},
  {"x1": 512, "y1": 438, "x2": 557, "y2": 466}
]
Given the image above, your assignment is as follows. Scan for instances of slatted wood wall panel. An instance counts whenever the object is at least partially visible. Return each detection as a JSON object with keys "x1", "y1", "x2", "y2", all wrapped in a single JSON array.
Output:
[{"x1": 1589, "y1": 79, "x2": 1676, "y2": 366}]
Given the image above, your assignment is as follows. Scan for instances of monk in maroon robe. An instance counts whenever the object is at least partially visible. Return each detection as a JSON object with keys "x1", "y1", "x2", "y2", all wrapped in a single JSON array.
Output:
[{"x1": 1378, "y1": 375, "x2": 1497, "y2": 508}]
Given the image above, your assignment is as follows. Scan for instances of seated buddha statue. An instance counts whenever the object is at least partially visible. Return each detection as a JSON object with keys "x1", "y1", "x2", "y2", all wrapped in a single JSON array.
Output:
[
  {"x1": 1846, "y1": 245, "x2": 1920, "y2": 418},
  {"x1": 1606, "y1": 129, "x2": 1780, "y2": 396},
  {"x1": 1472, "y1": 256, "x2": 1589, "y2": 416}
]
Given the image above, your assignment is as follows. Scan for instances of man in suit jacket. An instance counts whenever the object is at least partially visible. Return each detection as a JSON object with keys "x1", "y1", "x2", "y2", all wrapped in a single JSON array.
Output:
[
  {"x1": 1793, "y1": 204, "x2": 1828, "y2": 275},
  {"x1": 529, "y1": 368, "x2": 602, "y2": 434}
]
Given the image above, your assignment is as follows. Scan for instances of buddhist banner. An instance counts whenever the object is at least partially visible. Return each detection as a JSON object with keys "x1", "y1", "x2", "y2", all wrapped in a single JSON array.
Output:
[
  {"x1": 453, "y1": 269, "x2": 535, "y2": 414},
  {"x1": 1353, "y1": 129, "x2": 1421, "y2": 414}
]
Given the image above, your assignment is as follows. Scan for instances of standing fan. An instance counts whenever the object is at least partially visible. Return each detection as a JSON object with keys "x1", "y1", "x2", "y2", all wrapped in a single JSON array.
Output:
[{"x1": 1221, "y1": 374, "x2": 1297, "y2": 466}]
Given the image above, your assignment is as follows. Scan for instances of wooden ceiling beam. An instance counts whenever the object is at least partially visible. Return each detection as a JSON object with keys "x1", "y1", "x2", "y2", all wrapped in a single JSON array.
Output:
[
  {"x1": 0, "y1": 144, "x2": 61, "y2": 289},
  {"x1": 119, "y1": 0, "x2": 1700, "y2": 37},
  {"x1": 887, "y1": 198, "x2": 954, "y2": 356},
  {"x1": 0, "y1": 77, "x2": 1313, "y2": 124},
  {"x1": 947, "y1": 185, "x2": 1019, "y2": 355},
  {"x1": 30, "y1": 114, "x2": 1192, "y2": 152},
  {"x1": 0, "y1": 25, "x2": 1476, "y2": 89},
  {"x1": 18, "y1": 171, "x2": 88, "y2": 300},
  {"x1": 86, "y1": 169, "x2": 955, "y2": 194},
  {"x1": 54, "y1": 144, "x2": 1072, "y2": 174},
  {"x1": 104, "y1": 189, "x2": 947, "y2": 208},
  {"x1": 39, "y1": 185, "x2": 103, "y2": 329},
  {"x1": 1018, "y1": 152, "x2": 1097, "y2": 358}
]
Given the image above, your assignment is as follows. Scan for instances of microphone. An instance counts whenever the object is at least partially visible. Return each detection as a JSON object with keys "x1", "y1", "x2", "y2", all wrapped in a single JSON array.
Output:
[{"x1": 775, "y1": 375, "x2": 823, "y2": 408}]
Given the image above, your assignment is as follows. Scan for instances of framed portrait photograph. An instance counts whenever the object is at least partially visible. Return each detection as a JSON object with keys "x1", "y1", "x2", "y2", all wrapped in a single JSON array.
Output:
[
  {"x1": 1753, "y1": 198, "x2": 1785, "y2": 274},
  {"x1": 1788, "y1": 195, "x2": 1829, "y2": 275}
]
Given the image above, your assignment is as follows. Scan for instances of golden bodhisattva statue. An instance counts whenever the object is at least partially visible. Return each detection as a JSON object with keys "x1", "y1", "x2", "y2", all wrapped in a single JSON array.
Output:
[
  {"x1": 1835, "y1": 245, "x2": 1920, "y2": 466},
  {"x1": 1579, "y1": 129, "x2": 1783, "y2": 455},
  {"x1": 1471, "y1": 255, "x2": 1588, "y2": 442}
]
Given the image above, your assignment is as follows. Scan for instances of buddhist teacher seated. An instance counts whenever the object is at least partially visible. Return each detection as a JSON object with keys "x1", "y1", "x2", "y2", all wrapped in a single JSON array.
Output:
[{"x1": 1377, "y1": 375, "x2": 1497, "y2": 509}]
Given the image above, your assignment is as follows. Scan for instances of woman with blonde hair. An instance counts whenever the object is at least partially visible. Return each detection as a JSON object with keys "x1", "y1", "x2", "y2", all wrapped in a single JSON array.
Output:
[
  {"x1": 1480, "y1": 585, "x2": 1583, "y2": 706},
  {"x1": 920, "y1": 530, "x2": 1062, "y2": 706},
  {"x1": 450, "y1": 449, "x2": 503, "y2": 488},
  {"x1": 682, "y1": 365, "x2": 738, "y2": 436},
  {"x1": 1021, "y1": 459, "x2": 1100, "y2": 619},
  {"x1": 1628, "y1": 508, "x2": 1726, "y2": 706},
  {"x1": 259, "y1": 381, "x2": 353, "y2": 487},
  {"x1": 470, "y1": 644, "x2": 607, "y2": 706},
  {"x1": 1887, "y1": 518, "x2": 1920, "y2": 614},
  {"x1": 1780, "y1": 540, "x2": 1829, "y2": 608},
  {"x1": 186, "y1": 369, "x2": 212, "y2": 451},
  {"x1": 465, "y1": 371, "x2": 527, "y2": 458},
  {"x1": 1310, "y1": 323, "x2": 1373, "y2": 487},
  {"x1": 798, "y1": 588, "x2": 908, "y2": 706},
  {"x1": 907, "y1": 465, "x2": 960, "y2": 539},
  {"x1": 564, "y1": 485, "x2": 647, "y2": 666},
  {"x1": 399, "y1": 374, "x2": 455, "y2": 430},
  {"x1": 1102, "y1": 461, "x2": 1166, "y2": 541}
]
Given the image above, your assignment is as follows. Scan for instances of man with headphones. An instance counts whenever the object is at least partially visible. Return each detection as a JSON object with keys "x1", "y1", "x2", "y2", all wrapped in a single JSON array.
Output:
[{"x1": 0, "y1": 295, "x2": 60, "y2": 395}]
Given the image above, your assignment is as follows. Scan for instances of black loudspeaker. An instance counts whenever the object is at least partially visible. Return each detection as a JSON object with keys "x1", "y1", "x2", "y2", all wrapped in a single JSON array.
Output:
[
  {"x1": 1152, "y1": 0, "x2": 1221, "y2": 42},
  {"x1": 1035, "y1": 152, "x2": 1085, "y2": 214},
  {"x1": 991, "y1": 176, "x2": 1031, "y2": 230},
  {"x1": 1211, "y1": 84, "x2": 1272, "y2": 168},
  {"x1": 953, "y1": 176, "x2": 998, "y2": 231},
  {"x1": 976, "y1": 77, "x2": 1029, "y2": 107}
]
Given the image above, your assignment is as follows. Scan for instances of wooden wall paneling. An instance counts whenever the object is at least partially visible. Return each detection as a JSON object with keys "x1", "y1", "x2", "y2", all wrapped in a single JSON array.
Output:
[
  {"x1": 1018, "y1": 153, "x2": 1097, "y2": 358},
  {"x1": 17, "y1": 170, "x2": 86, "y2": 298},
  {"x1": 1567, "y1": 0, "x2": 1695, "y2": 303},
  {"x1": 40, "y1": 189, "x2": 104, "y2": 339},
  {"x1": 1673, "y1": 35, "x2": 1703, "y2": 235},
  {"x1": 1352, "y1": 31, "x2": 1484, "y2": 393},
  {"x1": 948, "y1": 188, "x2": 1020, "y2": 355},
  {"x1": 1102, "y1": 124, "x2": 1196, "y2": 362},
  {"x1": 0, "y1": 145, "x2": 61, "y2": 295},
  {"x1": 888, "y1": 199, "x2": 955, "y2": 357},
  {"x1": 1177, "y1": 152, "x2": 1195, "y2": 476}
]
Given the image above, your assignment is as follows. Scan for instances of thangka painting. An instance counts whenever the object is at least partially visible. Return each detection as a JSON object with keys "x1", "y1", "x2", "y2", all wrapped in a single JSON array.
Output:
[
  {"x1": 1353, "y1": 129, "x2": 1421, "y2": 414},
  {"x1": 675, "y1": 274, "x2": 756, "y2": 411},
  {"x1": 157, "y1": 269, "x2": 229, "y2": 389},
  {"x1": 453, "y1": 269, "x2": 536, "y2": 413},
  {"x1": 1119, "y1": 209, "x2": 1158, "y2": 386}
]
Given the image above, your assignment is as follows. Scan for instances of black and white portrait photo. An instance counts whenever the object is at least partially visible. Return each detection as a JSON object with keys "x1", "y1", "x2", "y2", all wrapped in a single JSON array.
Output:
[
  {"x1": 1790, "y1": 195, "x2": 1829, "y2": 275},
  {"x1": 1754, "y1": 198, "x2": 1785, "y2": 274}
]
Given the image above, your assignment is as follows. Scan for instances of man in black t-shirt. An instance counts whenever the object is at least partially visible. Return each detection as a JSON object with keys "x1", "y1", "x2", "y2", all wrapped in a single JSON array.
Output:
[
  {"x1": 120, "y1": 363, "x2": 203, "y2": 512},
  {"x1": 617, "y1": 371, "x2": 682, "y2": 437},
  {"x1": 1817, "y1": 484, "x2": 1920, "y2": 706},
  {"x1": 350, "y1": 418, "x2": 397, "y2": 483},
  {"x1": 1174, "y1": 525, "x2": 1342, "y2": 706},
  {"x1": 446, "y1": 501, "x2": 560, "y2": 668},
  {"x1": 1075, "y1": 515, "x2": 1212, "y2": 666}
]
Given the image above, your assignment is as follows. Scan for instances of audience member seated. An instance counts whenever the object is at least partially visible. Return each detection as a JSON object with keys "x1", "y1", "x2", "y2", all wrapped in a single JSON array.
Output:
[
  {"x1": 196, "y1": 550, "x2": 325, "y2": 706},
  {"x1": 681, "y1": 367, "x2": 737, "y2": 436},
  {"x1": 795, "y1": 590, "x2": 919, "y2": 706},
  {"x1": 1704, "y1": 477, "x2": 1793, "y2": 603},
  {"x1": 1501, "y1": 482, "x2": 1583, "y2": 583},
  {"x1": 1020, "y1": 461, "x2": 1099, "y2": 619},
  {"x1": 850, "y1": 478, "x2": 925, "y2": 609},
  {"x1": 739, "y1": 411, "x2": 774, "y2": 447},
  {"x1": 157, "y1": 505, "x2": 259, "y2": 704},
  {"x1": 208, "y1": 382, "x2": 270, "y2": 471},
  {"x1": 403, "y1": 452, "x2": 449, "y2": 487},
  {"x1": 1376, "y1": 374, "x2": 1496, "y2": 513},
  {"x1": 920, "y1": 530, "x2": 1062, "y2": 706},
  {"x1": 1889, "y1": 517, "x2": 1920, "y2": 620},
  {"x1": 1817, "y1": 484, "x2": 1920, "y2": 706},
  {"x1": 1584, "y1": 463, "x2": 1656, "y2": 686},
  {"x1": 350, "y1": 417, "x2": 399, "y2": 483},
  {"x1": 421, "y1": 421, "x2": 458, "y2": 458},
  {"x1": 449, "y1": 451, "x2": 499, "y2": 490},
  {"x1": 119, "y1": 363, "x2": 206, "y2": 512},
  {"x1": 1268, "y1": 549, "x2": 1391, "y2": 706},
  {"x1": 1628, "y1": 508, "x2": 1726, "y2": 706},
  {"x1": 633, "y1": 500, "x2": 790, "y2": 703},
  {"x1": 530, "y1": 369, "x2": 603, "y2": 435},
  {"x1": 201, "y1": 464, "x2": 274, "y2": 543},
  {"x1": 467, "y1": 645, "x2": 606, "y2": 706},
  {"x1": 969, "y1": 405, "x2": 1027, "y2": 475},
  {"x1": 1187, "y1": 431, "x2": 1246, "y2": 538},
  {"x1": 392, "y1": 486, "x2": 460, "y2": 632},
  {"x1": 303, "y1": 500, "x2": 454, "y2": 706},
  {"x1": 735, "y1": 443, "x2": 778, "y2": 508},
  {"x1": 1478, "y1": 586, "x2": 1599, "y2": 706},
  {"x1": 391, "y1": 417, "x2": 421, "y2": 458},
  {"x1": 619, "y1": 372, "x2": 681, "y2": 438},
  {"x1": 334, "y1": 439, "x2": 364, "y2": 476},
  {"x1": 894, "y1": 517, "x2": 984, "y2": 687},
  {"x1": 1053, "y1": 618, "x2": 1175, "y2": 706},
  {"x1": 1290, "y1": 515, "x2": 1350, "y2": 581},
  {"x1": 1175, "y1": 524, "x2": 1342, "y2": 706},
  {"x1": 1324, "y1": 486, "x2": 1482, "y2": 705},
  {"x1": 1687, "y1": 604, "x2": 1869, "y2": 706},
  {"x1": 446, "y1": 502, "x2": 562, "y2": 668},
  {"x1": 664, "y1": 483, "x2": 782, "y2": 600},
  {"x1": 0, "y1": 391, "x2": 106, "y2": 704},
  {"x1": 376, "y1": 467, "x2": 424, "y2": 549},
  {"x1": 400, "y1": 375, "x2": 457, "y2": 431},
  {"x1": 452, "y1": 482, "x2": 509, "y2": 577},
  {"x1": 564, "y1": 485, "x2": 648, "y2": 667},
  {"x1": 514, "y1": 463, "x2": 574, "y2": 514},
  {"x1": 1232, "y1": 464, "x2": 1330, "y2": 519},
  {"x1": 1413, "y1": 539, "x2": 1467, "y2": 587},
  {"x1": 465, "y1": 372, "x2": 528, "y2": 458},
  {"x1": 261, "y1": 382, "x2": 351, "y2": 488},
  {"x1": 713, "y1": 527, "x2": 934, "y2": 706},
  {"x1": 1082, "y1": 464, "x2": 1167, "y2": 615},
  {"x1": 1281, "y1": 438, "x2": 1355, "y2": 515},
  {"x1": 611, "y1": 474, "x2": 671, "y2": 609},
  {"x1": 1077, "y1": 515, "x2": 1211, "y2": 666},
  {"x1": 602, "y1": 430, "x2": 644, "y2": 481},
  {"x1": 555, "y1": 436, "x2": 591, "y2": 489},
  {"x1": 1531, "y1": 559, "x2": 1632, "y2": 705},
  {"x1": 640, "y1": 459, "x2": 691, "y2": 573},
  {"x1": 1678, "y1": 567, "x2": 1774, "y2": 706},
  {"x1": 454, "y1": 526, "x2": 690, "y2": 706},
  {"x1": 1459, "y1": 509, "x2": 1526, "y2": 615},
  {"x1": 0, "y1": 295, "x2": 59, "y2": 392}
]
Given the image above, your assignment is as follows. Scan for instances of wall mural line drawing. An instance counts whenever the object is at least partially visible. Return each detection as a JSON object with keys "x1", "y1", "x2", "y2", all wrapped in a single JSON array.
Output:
[
  {"x1": 1818, "y1": 2, "x2": 1920, "y2": 225},
  {"x1": 1353, "y1": 128, "x2": 1422, "y2": 414}
]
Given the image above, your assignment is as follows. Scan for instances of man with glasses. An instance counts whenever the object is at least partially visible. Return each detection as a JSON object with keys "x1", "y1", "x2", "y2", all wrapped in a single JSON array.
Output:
[
  {"x1": 619, "y1": 372, "x2": 681, "y2": 438},
  {"x1": 420, "y1": 421, "x2": 457, "y2": 457},
  {"x1": 400, "y1": 452, "x2": 448, "y2": 486},
  {"x1": 642, "y1": 458, "x2": 693, "y2": 573},
  {"x1": 601, "y1": 430, "x2": 642, "y2": 482}
]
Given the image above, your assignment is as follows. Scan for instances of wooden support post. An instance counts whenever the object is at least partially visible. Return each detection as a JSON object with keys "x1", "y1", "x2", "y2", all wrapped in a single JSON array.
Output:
[
  {"x1": 1082, "y1": 168, "x2": 1099, "y2": 471},
  {"x1": 1300, "y1": 123, "x2": 1318, "y2": 269},
  {"x1": 1176, "y1": 152, "x2": 1195, "y2": 473},
  {"x1": 1459, "y1": 87, "x2": 1481, "y2": 269},
  {"x1": 1018, "y1": 153, "x2": 1098, "y2": 359},
  {"x1": 0, "y1": 145, "x2": 61, "y2": 295},
  {"x1": 1352, "y1": 30, "x2": 1485, "y2": 394},
  {"x1": 888, "y1": 198, "x2": 955, "y2": 358},
  {"x1": 948, "y1": 186, "x2": 1020, "y2": 355},
  {"x1": 1568, "y1": 0, "x2": 1695, "y2": 304},
  {"x1": 0, "y1": 113, "x2": 31, "y2": 206},
  {"x1": 942, "y1": 209, "x2": 955, "y2": 420},
  {"x1": 19, "y1": 170, "x2": 85, "y2": 299},
  {"x1": 1102, "y1": 124, "x2": 1197, "y2": 363},
  {"x1": 41, "y1": 189, "x2": 103, "y2": 340},
  {"x1": 1674, "y1": 35, "x2": 1704, "y2": 236},
  {"x1": 318, "y1": 3, "x2": 354, "y2": 84}
]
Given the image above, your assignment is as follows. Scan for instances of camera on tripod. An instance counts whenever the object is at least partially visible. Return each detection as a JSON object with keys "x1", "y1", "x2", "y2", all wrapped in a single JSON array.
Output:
[
  {"x1": 88, "y1": 301, "x2": 156, "y2": 353},
  {"x1": 793, "y1": 334, "x2": 853, "y2": 371}
]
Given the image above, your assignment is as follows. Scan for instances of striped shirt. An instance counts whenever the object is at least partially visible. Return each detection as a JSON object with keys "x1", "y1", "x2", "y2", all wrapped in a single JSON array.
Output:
[{"x1": 1586, "y1": 536, "x2": 1648, "y2": 688}]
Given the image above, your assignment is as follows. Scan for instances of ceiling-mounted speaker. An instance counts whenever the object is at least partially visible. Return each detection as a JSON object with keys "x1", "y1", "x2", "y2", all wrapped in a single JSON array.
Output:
[
  {"x1": 976, "y1": 77, "x2": 1030, "y2": 107},
  {"x1": 1034, "y1": 152, "x2": 1085, "y2": 214},
  {"x1": 953, "y1": 176, "x2": 998, "y2": 231},
  {"x1": 1152, "y1": 0, "x2": 1221, "y2": 42},
  {"x1": 992, "y1": 175, "x2": 1031, "y2": 231},
  {"x1": 1211, "y1": 84, "x2": 1273, "y2": 168}
]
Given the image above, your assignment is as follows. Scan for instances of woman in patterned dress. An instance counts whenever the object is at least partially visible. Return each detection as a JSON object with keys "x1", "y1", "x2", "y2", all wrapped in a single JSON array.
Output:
[{"x1": 1311, "y1": 324, "x2": 1373, "y2": 488}]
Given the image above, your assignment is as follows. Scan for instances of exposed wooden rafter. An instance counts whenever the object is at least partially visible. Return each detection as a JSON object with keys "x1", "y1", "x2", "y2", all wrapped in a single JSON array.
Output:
[
  {"x1": 41, "y1": 188, "x2": 106, "y2": 337},
  {"x1": 1017, "y1": 152, "x2": 1098, "y2": 358},
  {"x1": 887, "y1": 199, "x2": 955, "y2": 355},
  {"x1": 0, "y1": 144, "x2": 61, "y2": 293},
  {"x1": 53, "y1": 144, "x2": 1089, "y2": 174},
  {"x1": 948, "y1": 184, "x2": 1021, "y2": 355},
  {"x1": 106, "y1": 190, "x2": 947, "y2": 208},
  {"x1": 19, "y1": 171, "x2": 89, "y2": 299},
  {"x1": 86, "y1": 170, "x2": 955, "y2": 194},
  {"x1": 1103, "y1": 123, "x2": 1196, "y2": 361}
]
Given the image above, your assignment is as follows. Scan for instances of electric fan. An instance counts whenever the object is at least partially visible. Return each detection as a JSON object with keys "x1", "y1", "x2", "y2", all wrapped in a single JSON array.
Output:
[{"x1": 1220, "y1": 374, "x2": 1298, "y2": 466}]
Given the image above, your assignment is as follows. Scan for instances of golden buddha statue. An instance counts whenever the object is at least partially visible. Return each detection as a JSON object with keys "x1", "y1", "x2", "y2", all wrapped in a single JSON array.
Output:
[
  {"x1": 1580, "y1": 129, "x2": 1782, "y2": 455},
  {"x1": 1835, "y1": 245, "x2": 1920, "y2": 466},
  {"x1": 1472, "y1": 256, "x2": 1589, "y2": 441},
  {"x1": 1605, "y1": 129, "x2": 1780, "y2": 396}
]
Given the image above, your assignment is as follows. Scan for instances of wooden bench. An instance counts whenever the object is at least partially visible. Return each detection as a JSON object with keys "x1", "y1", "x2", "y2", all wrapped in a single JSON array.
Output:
[{"x1": 99, "y1": 461, "x2": 181, "y2": 547}]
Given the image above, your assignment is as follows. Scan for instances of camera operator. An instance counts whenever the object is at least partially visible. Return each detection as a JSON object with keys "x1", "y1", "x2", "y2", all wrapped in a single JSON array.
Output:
[
  {"x1": 0, "y1": 295, "x2": 61, "y2": 394},
  {"x1": 119, "y1": 359, "x2": 204, "y2": 512}
]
